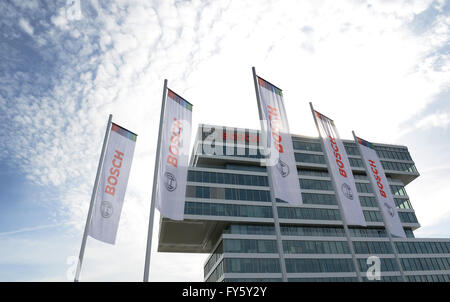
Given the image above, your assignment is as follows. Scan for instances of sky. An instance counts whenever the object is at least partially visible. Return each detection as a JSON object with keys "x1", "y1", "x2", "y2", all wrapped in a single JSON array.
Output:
[{"x1": 0, "y1": 0, "x2": 449, "y2": 282}]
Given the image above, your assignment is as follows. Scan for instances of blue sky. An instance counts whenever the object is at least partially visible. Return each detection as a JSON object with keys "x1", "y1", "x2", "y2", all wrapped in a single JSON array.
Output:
[{"x1": 0, "y1": 0, "x2": 449, "y2": 281}]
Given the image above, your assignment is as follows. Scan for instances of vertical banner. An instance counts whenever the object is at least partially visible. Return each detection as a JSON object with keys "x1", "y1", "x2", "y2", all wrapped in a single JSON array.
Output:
[
  {"x1": 355, "y1": 136, "x2": 406, "y2": 237},
  {"x1": 312, "y1": 110, "x2": 366, "y2": 226},
  {"x1": 156, "y1": 89, "x2": 193, "y2": 220},
  {"x1": 256, "y1": 75, "x2": 302, "y2": 205},
  {"x1": 89, "y1": 123, "x2": 137, "y2": 244}
]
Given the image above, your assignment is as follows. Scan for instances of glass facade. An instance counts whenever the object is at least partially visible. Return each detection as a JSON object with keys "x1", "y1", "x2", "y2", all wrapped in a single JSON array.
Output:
[
  {"x1": 188, "y1": 170, "x2": 269, "y2": 187},
  {"x1": 406, "y1": 275, "x2": 450, "y2": 282},
  {"x1": 224, "y1": 239, "x2": 278, "y2": 254},
  {"x1": 283, "y1": 240, "x2": 350, "y2": 254},
  {"x1": 353, "y1": 241, "x2": 393, "y2": 254},
  {"x1": 357, "y1": 257, "x2": 399, "y2": 272},
  {"x1": 396, "y1": 241, "x2": 450, "y2": 254},
  {"x1": 186, "y1": 171, "x2": 413, "y2": 210},
  {"x1": 285, "y1": 258, "x2": 355, "y2": 273},
  {"x1": 160, "y1": 125, "x2": 450, "y2": 283},
  {"x1": 224, "y1": 258, "x2": 281, "y2": 273},
  {"x1": 185, "y1": 201, "x2": 273, "y2": 218},
  {"x1": 224, "y1": 224, "x2": 275, "y2": 235},
  {"x1": 400, "y1": 257, "x2": 450, "y2": 271},
  {"x1": 281, "y1": 225, "x2": 346, "y2": 237}
]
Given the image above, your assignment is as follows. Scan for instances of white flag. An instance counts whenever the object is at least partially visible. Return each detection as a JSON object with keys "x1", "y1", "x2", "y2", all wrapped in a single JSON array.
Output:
[
  {"x1": 356, "y1": 136, "x2": 406, "y2": 237},
  {"x1": 256, "y1": 76, "x2": 302, "y2": 205},
  {"x1": 313, "y1": 110, "x2": 366, "y2": 226},
  {"x1": 156, "y1": 89, "x2": 192, "y2": 220},
  {"x1": 89, "y1": 123, "x2": 137, "y2": 244}
]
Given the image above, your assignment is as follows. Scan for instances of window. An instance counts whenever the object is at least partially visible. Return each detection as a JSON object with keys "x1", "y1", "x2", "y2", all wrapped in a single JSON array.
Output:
[
  {"x1": 286, "y1": 259, "x2": 354, "y2": 273},
  {"x1": 355, "y1": 182, "x2": 372, "y2": 193},
  {"x1": 280, "y1": 226, "x2": 346, "y2": 237},
  {"x1": 329, "y1": 241, "x2": 339, "y2": 254},
  {"x1": 224, "y1": 258, "x2": 281, "y2": 273},
  {"x1": 399, "y1": 212, "x2": 418, "y2": 223},
  {"x1": 400, "y1": 257, "x2": 450, "y2": 271},
  {"x1": 363, "y1": 210, "x2": 383, "y2": 222},
  {"x1": 295, "y1": 153, "x2": 326, "y2": 164},
  {"x1": 293, "y1": 141, "x2": 322, "y2": 152},
  {"x1": 349, "y1": 158, "x2": 363, "y2": 167},
  {"x1": 302, "y1": 193, "x2": 337, "y2": 205},
  {"x1": 184, "y1": 202, "x2": 273, "y2": 218},
  {"x1": 359, "y1": 196, "x2": 377, "y2": 207},
  {"x1": 298, "y1": 169, "x2": 329, "y2": 177},
  {"x1": 336, "y1": 241, "x2": 345, "y2": 254},
  {"x1": 188, "y1": 170, "x2": 269, "y2": 187},
  {"x1": 390, "y1": 185, "x2": 407, "y2": 196},
  {"x1": 344, "y1": 144, "x2": 359, "y2": 156},
  {"x1": 394, "y1": 198, "x2": 411, "y2": 209},
  {"x1": 299, "y1": 179, "x2": 333, "y2": 191},
  {"x1": 382, "y1": 161, "x2": 418, "y2": 173},
  {"x1": 278, "y1": 207, "x2": 341, "y2": 221}
]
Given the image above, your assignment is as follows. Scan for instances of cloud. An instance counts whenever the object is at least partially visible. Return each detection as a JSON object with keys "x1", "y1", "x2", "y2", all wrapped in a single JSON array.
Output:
[
  {"x1": 0, "y1": 223, "x2": 65, "y2": 237},
  {"x1": 415, "y1": 112, "x2": 450, "y2": 129},
  {"x1": 1, "y1": 0, "x2": 449, "y2": 281},
  {"x1": 18, "y1": 18, "x2": 34, "y2": 36}
]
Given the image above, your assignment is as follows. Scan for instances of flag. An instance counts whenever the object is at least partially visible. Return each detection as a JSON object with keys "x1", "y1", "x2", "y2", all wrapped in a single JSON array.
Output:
[
  {"x1": 355, "y1": 136, "x2": 406, "y2": 237},
  {"x1": 156, "y1": 89, "x2": 193, "y2": 220},
  {"x1": 255, "y1": 75, "x2": 302, "y2": 205},
  {"x1": 312, "y1": 110, "x2": 366, "y2": 226},
  {"x1": 89, "y1": 123, "x2": 137, "y2": 244}
]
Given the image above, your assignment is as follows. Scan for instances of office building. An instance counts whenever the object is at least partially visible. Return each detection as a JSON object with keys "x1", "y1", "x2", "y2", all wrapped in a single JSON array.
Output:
[{"x1": 158, "y1": 124, "x2": 450, "y2": 282}]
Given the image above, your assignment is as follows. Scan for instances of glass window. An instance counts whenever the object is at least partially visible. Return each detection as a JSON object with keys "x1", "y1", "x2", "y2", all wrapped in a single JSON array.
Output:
[
  {"x1": 414, "y1": 258, "x2": 423, "y2": 271},
  {"x1": 323, "y1": 241, "x2": 331, "y2": 254},
  {"x1": 404, "y1": 242, "x2": 413, "y2": 254},
  {"x1": 329, "y1": 241, "x2": 339, "y2": 254},
  {"x1": 384, "y1": 258, "x2": 394, "y2": 271},
  {"x1": 412, "y1": 242, "x2": 421, "y2": 254},
  {"x1": 311, "y1": 259, "x2": 320, "y2": 272},
  {"x1": 336, "y1": 241, "x2": 345, "y2": 254},
  {"x1": 410, "y1": 258, "x2": 419, "y2": 271},
  {"x1": 401, "y1": 258, "x2": 410, "y2": 271},
  {"x1": 320, "y1": 259, "x2": 328, "y2": 272},
  {"x1": 397, "y1": 242, "x2": 405, "y2": 254}
]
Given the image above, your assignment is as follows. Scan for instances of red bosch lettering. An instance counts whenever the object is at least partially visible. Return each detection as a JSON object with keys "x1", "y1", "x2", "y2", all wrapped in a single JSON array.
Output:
[
  {"x1": 369, "y1": 159, "x2": 387, "y2": 198},
  {"x1": 267, "y1": 105, "x2": 284, "y2": 153},
  {"x1": 105, "y1": 150, "x2": 124, "y2": 196},
  {"x1": 167, "y1": 118, "x2": 183, "y2": 168},
  {"x1": 329, "y1": 136, "x2": 347, "y2": 177}
]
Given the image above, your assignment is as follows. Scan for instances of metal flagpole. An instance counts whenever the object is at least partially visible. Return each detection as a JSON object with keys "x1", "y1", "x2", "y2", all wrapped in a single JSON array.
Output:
[
  {"x1": 252, "y1": 67, "x2": 288, "y2": 282},
  {"x1": 309, "y1": 103, "x2": 363, "y2": 282},
  {"x1": 74, "y1": 114, "x2": 113, "y2": 282},
  {"x1": 352, "y1": 131, "x2": 407, "y2": 282},
  {"x1": 143, "y1": 79, "x2": 168, "y2": 282}
]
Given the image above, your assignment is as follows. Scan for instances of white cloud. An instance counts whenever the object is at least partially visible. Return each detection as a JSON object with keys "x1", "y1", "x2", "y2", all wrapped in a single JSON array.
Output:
[
  {"x1": 405, "y1": 165, "x2": 450, "y2": 234},
  {"x1": 415, "y1": 112, "x2": 450, "y2": 129},
  {"x1": 18, "y1": 18, "x2": 34, "y2": 36},
  {"x1": 0, "y1": 223, "x2": 64, "y2": 237},
  {"x1": 12, "y1": 0, "x2": 39, "y2": 11}
]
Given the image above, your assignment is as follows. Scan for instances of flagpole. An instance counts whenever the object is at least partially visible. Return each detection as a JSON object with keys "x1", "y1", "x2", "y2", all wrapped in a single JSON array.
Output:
[
  {"x1": 143, "y1": 79, "x2": 168, "y2": 282},
  {"x1": 309, "y1": 103, "x2": 363, "y2": 282},
  {"x1": 352, "y1": 131, "x2": 407, "y2": 282},
  {"x1": 74, "y1": 114, "x2": 112, "y2": 282},
  {"x1": 252, "y1": 67, "x2": 288, "y2": 282}
]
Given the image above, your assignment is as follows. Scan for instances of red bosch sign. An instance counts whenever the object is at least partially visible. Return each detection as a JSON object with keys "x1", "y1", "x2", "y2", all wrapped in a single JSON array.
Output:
[
  {"x1": 167, "y1": 118, "x2": 183, "y2": 168},
  {"x1": 267, "y1": 105, "x2": 284, "y2": 153},
  {"x1": 105, "y1": 150, "x2": 124, "y2": 196},
  {"x1": 368, "y1": 159, "x2": 387, "y2": 198},
  {"x1": 329, "y1": 136, "x2": 347, "y2": 178}
]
